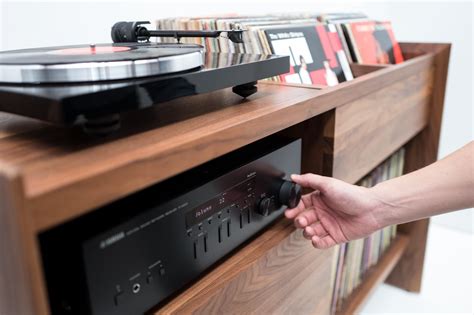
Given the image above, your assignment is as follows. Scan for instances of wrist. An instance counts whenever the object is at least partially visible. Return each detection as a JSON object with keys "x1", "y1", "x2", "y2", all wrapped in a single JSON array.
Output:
[{"x1": 369, "y1": 182, "x2": 400, "y2": 228}]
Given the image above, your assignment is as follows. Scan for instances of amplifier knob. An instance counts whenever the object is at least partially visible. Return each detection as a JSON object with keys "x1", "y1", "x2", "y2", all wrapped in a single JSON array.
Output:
[
  {"x1": 279, "y1": 180, "x2": 302, "y2": 209},
  {"x1": 257, "y1": 197, "x2": 272, "y2": 216}
]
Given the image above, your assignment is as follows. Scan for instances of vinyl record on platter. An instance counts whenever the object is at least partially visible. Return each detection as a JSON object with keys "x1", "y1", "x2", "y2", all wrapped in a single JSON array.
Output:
[{"x1": 0, "y1": 43, "x2": 204, "y2": 84}]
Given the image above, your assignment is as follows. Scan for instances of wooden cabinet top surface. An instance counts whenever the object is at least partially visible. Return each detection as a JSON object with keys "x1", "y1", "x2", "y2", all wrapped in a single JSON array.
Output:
[{"x1": 0, "y1": 44, "x2": 439, "y2": 232}]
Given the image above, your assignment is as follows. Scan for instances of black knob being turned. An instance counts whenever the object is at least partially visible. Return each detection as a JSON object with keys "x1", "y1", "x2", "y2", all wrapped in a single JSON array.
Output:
[{"x1": 279, "y1": 180, "x2": 302, "y2": 209}]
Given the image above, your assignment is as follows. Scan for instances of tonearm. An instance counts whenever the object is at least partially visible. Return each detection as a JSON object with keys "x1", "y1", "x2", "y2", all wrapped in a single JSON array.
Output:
[{"x1": 111, "y1": 21, "x2": 244, "y2": 44}]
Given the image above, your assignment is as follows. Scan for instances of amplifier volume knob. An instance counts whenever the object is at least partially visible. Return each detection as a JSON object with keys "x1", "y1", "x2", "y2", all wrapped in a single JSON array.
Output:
[
  {"x1": 257, "y1": 197, "x2": 272, "y2": 216},
  {"x1": 279, "y1": 180, "x2": 302, "y2": 209}
]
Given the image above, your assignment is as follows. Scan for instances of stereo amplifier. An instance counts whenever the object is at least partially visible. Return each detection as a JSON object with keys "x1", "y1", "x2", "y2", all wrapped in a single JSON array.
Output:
[{"x1": 40, "y1": 138, "x2": 302, "y2": 315}]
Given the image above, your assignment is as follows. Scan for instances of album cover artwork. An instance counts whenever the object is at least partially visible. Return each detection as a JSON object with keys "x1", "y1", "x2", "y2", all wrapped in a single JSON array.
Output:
[
  {"x1": 265, "y1": 24, "x2": 352, "y2": 86},
  {"x1": 345, "y1": 21, "x2": 404, "y2": 64}
]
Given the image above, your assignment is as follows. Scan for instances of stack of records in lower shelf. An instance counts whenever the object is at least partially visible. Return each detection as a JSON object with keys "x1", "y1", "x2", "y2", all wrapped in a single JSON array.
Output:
[{"x1": 330, "y1": 148, "x2": 405, "y2": 314}]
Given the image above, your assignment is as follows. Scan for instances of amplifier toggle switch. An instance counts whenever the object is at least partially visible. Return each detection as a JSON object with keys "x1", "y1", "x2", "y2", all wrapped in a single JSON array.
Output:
[{"x1": 257, "y1": 197, "x2": 272, "y2": 216}]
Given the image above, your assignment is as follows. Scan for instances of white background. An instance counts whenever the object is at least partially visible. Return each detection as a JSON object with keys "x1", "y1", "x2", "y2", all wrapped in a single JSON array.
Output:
[{"x1": 0, "y1": 0, "x2": 472, "y2": 312}]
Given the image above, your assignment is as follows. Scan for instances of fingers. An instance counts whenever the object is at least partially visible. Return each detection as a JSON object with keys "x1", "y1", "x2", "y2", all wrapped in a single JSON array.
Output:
[
  {"x1": 284, "y1": 199, "x2": 304, "y2": 219},
  {"x1": 284, "y1": 193, "x2": 313, "y2": 219},
  {"x1": 285, "y1": 173, "x2": 330, "y2": 220},
  {"x1": 311, "y1": 235, "x2": 338, "y2": 249},
  {"x1": 303, "y1": 221, "x2": 327, "y2": 239},
  {"x1": 291, "y1": 173, "x2": 330, "y2": 192},
  {"x1": 294, "y1": 208, "x2": 319, "y2": 228}
]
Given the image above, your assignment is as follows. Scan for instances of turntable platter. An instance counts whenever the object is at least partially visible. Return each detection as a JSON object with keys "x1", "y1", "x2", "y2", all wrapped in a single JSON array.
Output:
[{"x1": 0, "y1": 43, "x2": 204, "y2": 84}]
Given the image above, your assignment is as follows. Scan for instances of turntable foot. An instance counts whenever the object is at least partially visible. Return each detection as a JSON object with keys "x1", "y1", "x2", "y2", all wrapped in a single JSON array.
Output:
[
  {"x1": 83, "y1": 114, "x2": 121, "y2": 136},
  {"x1": 232, "y1": 81, "x2": 257, "y2": 98}
]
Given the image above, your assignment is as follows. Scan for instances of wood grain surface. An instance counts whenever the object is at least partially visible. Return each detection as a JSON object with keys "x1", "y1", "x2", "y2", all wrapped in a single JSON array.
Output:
[
  {"x1": 156, "y1": 219, "x2": 335, "y2": 315},
  {"x1": 0, "y1": 165, "x2": 49, "y2": 315},
  {"x1": 349, "y1": 64, "x2": 390, "y2": 78},
  {"x1": 280, "y1": 110, "x2": 335, "y2": 178},
  {"x1": 332, "y1": 66, "x2": 434, "y2": 184}
]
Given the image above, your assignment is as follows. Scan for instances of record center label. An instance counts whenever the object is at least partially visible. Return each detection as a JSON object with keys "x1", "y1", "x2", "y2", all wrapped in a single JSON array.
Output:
[{"x1": 50, "y1": 46, "x2": 132, "y2": 55}]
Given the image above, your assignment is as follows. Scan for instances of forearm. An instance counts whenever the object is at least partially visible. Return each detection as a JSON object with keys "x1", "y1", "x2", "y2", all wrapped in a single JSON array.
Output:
[{"x1": 371, "y1": 141, "x2": 474, "y2": 228}]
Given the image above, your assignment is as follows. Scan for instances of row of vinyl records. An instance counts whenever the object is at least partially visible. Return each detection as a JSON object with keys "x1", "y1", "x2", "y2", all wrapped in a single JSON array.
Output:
[
  {"x1": 155, "y1": 12, "x2": 404, "y2": 86},
  {"x1": 330, "y1": 148, "x2": 406, "y2": 314}
]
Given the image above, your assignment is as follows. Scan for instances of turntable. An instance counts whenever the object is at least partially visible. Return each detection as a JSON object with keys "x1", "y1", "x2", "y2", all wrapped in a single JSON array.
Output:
[{"x1": 0, "y1": 21, "x2": 289, "y2": 134}]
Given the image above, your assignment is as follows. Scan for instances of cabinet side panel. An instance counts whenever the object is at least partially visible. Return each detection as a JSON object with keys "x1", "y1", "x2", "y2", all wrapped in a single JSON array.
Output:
[
  {"x1": 386, "y1": 43, "x2": 451, "y2": 292},
  {"x1": 0, "y1": 169, "x2": 35, "y2": 315}
]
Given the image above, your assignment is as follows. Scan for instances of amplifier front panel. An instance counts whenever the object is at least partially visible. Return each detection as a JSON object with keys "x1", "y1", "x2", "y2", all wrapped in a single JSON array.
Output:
[{"x1": 40, "y1": 139, "x2": 301, "y2": 315}]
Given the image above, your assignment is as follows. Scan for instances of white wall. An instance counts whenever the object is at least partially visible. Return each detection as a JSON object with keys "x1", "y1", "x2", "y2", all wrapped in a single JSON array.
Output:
[{"x1": 1, "y1": 1, "x2": 472, "y2": 232}]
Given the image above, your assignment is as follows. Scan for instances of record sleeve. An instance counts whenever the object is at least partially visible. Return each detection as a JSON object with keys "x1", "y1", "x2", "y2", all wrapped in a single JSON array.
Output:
[
  {"x1": 264, "y1": 23, "x2": 353, "y2": 86},
  {"x1": 345, "y1": 21, "x2": 404, "y2": 64}
]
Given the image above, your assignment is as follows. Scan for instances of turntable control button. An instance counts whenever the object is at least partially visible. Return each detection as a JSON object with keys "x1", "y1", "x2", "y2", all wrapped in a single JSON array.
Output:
[{"x1": 159, "y1": 268, "x2": 166, "y2": 276}]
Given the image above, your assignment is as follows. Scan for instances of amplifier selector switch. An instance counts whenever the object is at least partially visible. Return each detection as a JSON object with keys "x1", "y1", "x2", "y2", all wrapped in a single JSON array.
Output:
[{"x1": 257, "y1": 197, "x2": 272, "y2": 216}]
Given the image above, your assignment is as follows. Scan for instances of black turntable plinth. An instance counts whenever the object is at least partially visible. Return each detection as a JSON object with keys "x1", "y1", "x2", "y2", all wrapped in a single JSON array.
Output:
[{"x1": 0, "y1": 39, "x2": 289, "y2": 134}]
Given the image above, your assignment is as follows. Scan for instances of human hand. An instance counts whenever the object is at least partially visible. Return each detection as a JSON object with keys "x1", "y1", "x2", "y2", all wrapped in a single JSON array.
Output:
[{"x1": 285, "y1": 174, "x2": 386, "y2": 249}]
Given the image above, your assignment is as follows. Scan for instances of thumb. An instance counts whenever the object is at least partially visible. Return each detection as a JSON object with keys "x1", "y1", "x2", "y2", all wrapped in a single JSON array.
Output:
[{"x1": 291, "y1": 173, "x2": 329, "y2": 192}]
